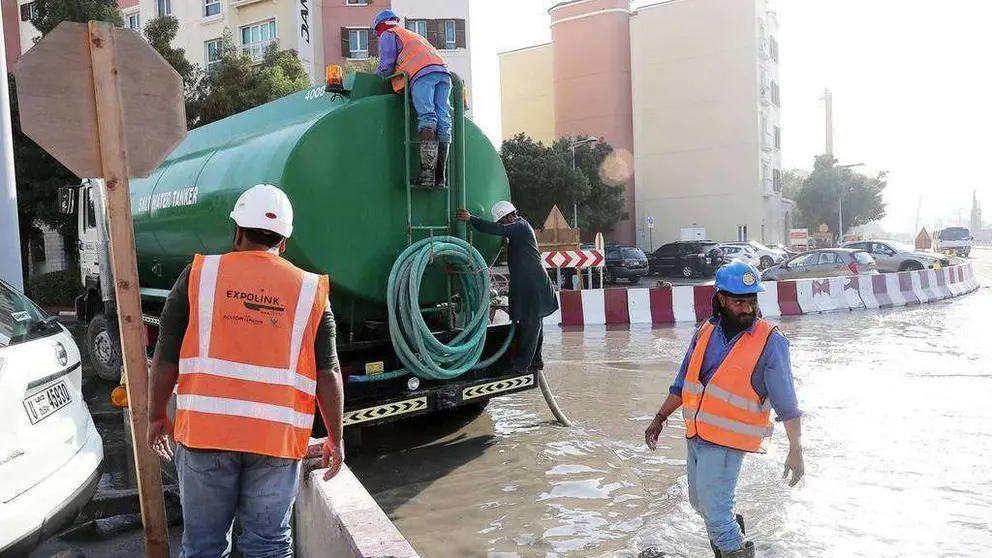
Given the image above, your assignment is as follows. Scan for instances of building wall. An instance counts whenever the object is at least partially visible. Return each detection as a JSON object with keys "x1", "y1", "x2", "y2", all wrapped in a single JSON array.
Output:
[
  {"x1": 4, "y1": 0, "x2": 22, "y2": 67},
  {"x1": 630, "y1": 0, "x2": 773, "y2": 248},
  {"x1": 551, "y1": 0, "x2": 636, "y2": 244},
  {"x1": 498, "y1": 44, "x2": 555, "y2": 145},
  {"x1": 321, "y1": 0, "x2": 379, "y2": 70}
]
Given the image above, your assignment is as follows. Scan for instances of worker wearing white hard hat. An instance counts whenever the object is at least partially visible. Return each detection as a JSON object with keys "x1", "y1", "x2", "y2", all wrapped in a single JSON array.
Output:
[
  {"x1": 147, "y1": 184, "x2": 346, "y2": 557},
  {"x1": 456, "y1": 202, "x2": 558, "y2": 373}
]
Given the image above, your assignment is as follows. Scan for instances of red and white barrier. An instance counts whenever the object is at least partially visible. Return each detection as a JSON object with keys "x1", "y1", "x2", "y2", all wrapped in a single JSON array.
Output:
[{"x1": 543, "y1": 264, "x2": 980, "y2": 327}]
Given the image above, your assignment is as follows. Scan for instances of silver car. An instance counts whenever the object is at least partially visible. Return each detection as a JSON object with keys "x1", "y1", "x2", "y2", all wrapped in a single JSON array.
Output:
[
  {"x1": 841, "y1": 240, "x2": 950, "y2": 273},
  {"x1": 761, "y1": 249, "x2": 878, "y2": 281}
]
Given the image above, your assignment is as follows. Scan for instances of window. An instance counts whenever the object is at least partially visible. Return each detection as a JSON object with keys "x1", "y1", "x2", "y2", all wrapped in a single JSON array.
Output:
[
  {"x1": 125, "y1": 12, "x2": 141, "y2": 30},
  {"x1": 84, "y1": 188, "x2": 97, "y2": 231},
  {"x1": 773, "y1": 169, "x2": 782, "y2": 193},
  {"x1": 774, "y1": 126, "x2": 781, "y2": 150},
  {"x1": 406, "y1": 19, "x2": 427, "y2": 36},
  {"x1": 818, "y1": 252, "x2": 842, "y2": 265},
  {"x1": 854, "y1": 252, "x2": 875, "y2": 266},
  {"x1": 771, "y1": 81, "x2": 781, "y2": 107},
  {"x1": 204, "y1": 0, "x2": 221, "y2": 17},
  {"x1": 205, "y1": 39, "x2": 222, "y2": 70},
  {"x1": 443, "y1": 20, "x2": 456, "y2": 49},
  {"x1": 769, "y1": 37, "x2": 779, "y2": 62},
  {"x1": 737, "y1": 225, "x2": 749, "y2": 242},
  {"x1": 347, "y1": 28, "x2": 369, "y2": 59},
  {"x1": 0, "y1": 281, "x2": 59, "y2": 348},
  {"x1": 157, "y1": 0, "x2": 172, "y2": 17},
  {"x1": 872, "y1": 243, "x2": 896, "y2": 257},
  {"x1": 241, "y1": 20, "x2": 277, "y2": 62},
  {"x1": 20, "y1": 2, "x2": 37, "y2": 22},
  {"x1": 788, "y1": 253, "x2": 817, "y2": 268}
]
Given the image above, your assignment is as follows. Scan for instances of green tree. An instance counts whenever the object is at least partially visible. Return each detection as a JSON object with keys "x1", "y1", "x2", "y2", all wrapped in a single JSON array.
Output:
[
  {"x1": 30, "y1": 0, "x2": 121, "y2": 35},
  {"x1": 794, "y1": 155, "x2": 887, "y2": 234},
  {"x1": 193, "y1": 33, "x2": 310, "y2": 127},
  {"x1": 499, "y1": 134, "x2": 627, "y2": 235},
  {"x1": 143, "y1": 16, "x2": 203, "y2": 128}
]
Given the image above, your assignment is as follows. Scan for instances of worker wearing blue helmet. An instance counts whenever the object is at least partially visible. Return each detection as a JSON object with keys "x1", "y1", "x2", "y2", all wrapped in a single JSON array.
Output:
[
  {"x1": 644, "y1": 260, "x2": 805, "y2": 557},
  {"x1": 373, "y1": 9, "x2": 452, "y2": 188}
]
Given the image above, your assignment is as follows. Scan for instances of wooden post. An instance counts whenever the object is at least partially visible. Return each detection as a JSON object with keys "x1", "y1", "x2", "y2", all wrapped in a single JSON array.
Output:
[{"x1": 88, "y1": 22, "x2": 170, "y2": 557}]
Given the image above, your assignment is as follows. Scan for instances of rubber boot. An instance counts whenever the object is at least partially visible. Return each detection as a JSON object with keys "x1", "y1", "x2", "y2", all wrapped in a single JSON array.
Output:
[
  {"x1": 710, "y1": 515, "x2": 746, "y2": 557},
  {"x1": 418, "y1": 128, "x2": 438, "y2": 188},
  {"x1": 721, "y1": 542, "x2": 755, "y2": 558},
  {"x1": 435, "y1": 142, "x2": 449, "y2": 188}
]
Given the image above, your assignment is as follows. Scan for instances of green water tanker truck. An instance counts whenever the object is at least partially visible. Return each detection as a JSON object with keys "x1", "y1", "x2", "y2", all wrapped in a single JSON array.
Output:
[{"x1": 67, "y1": 73, "x2": 538, "y2": 432}]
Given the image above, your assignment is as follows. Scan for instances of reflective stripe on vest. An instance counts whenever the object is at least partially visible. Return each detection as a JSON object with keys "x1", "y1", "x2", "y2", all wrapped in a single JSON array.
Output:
[
  {"x1": 388, "y1": 26, "x2": 446, "y2": 93},
  {"x1": 681, "y1": 320, "x2": 776, "y2": 452},
  {"x1": 175, "y1": 253, "x2": 326, "y2": 459}
]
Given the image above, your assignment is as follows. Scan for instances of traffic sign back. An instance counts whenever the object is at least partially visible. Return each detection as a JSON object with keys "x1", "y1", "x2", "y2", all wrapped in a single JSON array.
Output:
[{"x1": 14, "y1": 22, "x2": 185, "y2": 178}]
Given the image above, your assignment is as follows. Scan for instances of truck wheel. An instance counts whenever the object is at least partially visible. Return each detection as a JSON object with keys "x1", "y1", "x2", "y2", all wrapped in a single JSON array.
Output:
[{"x1": 88, "y1": 314, "x2": 122, "y2": 382}]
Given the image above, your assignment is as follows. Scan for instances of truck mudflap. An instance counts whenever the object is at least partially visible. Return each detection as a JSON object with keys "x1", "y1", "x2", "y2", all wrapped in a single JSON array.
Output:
[{"x1": 342, "y1": 370, "x2": 537, "y2": 427}]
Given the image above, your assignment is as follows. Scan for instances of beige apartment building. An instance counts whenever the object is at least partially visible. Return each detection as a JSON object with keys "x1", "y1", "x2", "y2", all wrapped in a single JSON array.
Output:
[{"x1": 500, "y1": 0, "x2": 792, "y2": 249}]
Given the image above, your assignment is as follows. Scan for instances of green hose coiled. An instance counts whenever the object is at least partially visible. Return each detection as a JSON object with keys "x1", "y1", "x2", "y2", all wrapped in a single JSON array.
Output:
[{"x1": 350, "y1": 236, "x2": 514, "y2": 383}]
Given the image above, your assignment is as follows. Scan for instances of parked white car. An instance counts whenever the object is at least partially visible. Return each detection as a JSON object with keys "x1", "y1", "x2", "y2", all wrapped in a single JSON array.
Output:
[
  {"x1": 0, "y1": 280, "x2": 103, "y2": 555},
  {"x1": 717, "y1": 244, "x2": 762, "y2": 267},
  {"x1": 723, "y1": 241, "x2": 787, "y2": 269}
]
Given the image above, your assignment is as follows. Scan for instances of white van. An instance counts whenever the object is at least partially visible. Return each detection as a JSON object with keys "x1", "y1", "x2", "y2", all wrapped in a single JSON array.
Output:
[{"x1": 0, "y1": 280, "x2": 104, "y2": 555}]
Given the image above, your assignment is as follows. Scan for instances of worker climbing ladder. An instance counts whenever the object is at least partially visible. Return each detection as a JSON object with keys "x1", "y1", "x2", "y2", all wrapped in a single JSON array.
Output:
[{"x1": 391, "y1": 71, "x2": 468, "y2": 245}]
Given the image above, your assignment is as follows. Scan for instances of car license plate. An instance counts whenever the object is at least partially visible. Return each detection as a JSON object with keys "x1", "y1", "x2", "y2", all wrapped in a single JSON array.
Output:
[{"x1": 23, "y1": 380, "x2": 72, "y2": 425}]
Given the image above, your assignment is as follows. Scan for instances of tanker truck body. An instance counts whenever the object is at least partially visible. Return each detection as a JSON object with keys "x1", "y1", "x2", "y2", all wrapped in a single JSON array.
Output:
[{"x1": 70, "y1": 73, "x2": 536, "y2": 434}]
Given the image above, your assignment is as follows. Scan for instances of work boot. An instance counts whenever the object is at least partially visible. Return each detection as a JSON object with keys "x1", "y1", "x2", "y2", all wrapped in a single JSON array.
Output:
[
  {"x1": 435, "y1": 142, "x2": 449, "y2": 188},
  {"x1": 418, "y1": 128, "x2": 438, "y2": 188},
  {"x1": 721, "y1": 541, "x2": 755, "y2": 558},
  {"x1": 710, "y1": 515, "x2": 747, "y2": 557}
]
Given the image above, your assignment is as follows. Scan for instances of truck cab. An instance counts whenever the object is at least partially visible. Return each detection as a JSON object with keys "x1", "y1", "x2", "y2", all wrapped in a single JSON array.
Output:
[{"x1": 934, "y1": 227, "x2": 972, "y2": 257}]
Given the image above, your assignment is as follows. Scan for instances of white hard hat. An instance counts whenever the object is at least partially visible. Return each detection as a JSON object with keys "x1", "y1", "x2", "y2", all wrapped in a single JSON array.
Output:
[
  {"x1": 230, "y1": 184, "x2": 294, "y2": 238},
  {"x1": 491, "y1": 201, "x2": 517, "y2": 222}
]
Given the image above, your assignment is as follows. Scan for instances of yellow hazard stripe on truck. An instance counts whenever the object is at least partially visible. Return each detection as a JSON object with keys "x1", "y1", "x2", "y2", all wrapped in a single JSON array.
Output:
[
  {"x1": 343, "y1": 397, "x2": 428, "y2": 426},
  {"x1": 463, "y1": 374, "x2": 534, "y2": 401}
]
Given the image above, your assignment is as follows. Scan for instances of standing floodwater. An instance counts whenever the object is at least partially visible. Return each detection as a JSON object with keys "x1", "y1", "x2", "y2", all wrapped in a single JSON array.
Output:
[{"x1": 349, "y1": 254, "x2": 992, "y2": 557}]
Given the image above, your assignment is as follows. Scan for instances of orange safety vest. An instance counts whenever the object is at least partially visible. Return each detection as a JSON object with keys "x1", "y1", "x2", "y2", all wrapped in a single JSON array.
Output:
[
  {"x1": 681, "y1": 320, "x2": 776, "y2": 453},
  {"x1": 386, "y1": 26, "x2": 447, "y2": 93},
  {"x1": 174, "y1": 251, "x2": 330, "y2": 460}
]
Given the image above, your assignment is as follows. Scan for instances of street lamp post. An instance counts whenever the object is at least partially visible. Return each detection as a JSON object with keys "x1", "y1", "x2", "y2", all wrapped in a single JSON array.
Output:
[
  {"x1": 569, "y1": 136, "x2": 599, "y2": 230},
  {"x1": 836, "y1": 162, "x2": 864, "y2": 242}
]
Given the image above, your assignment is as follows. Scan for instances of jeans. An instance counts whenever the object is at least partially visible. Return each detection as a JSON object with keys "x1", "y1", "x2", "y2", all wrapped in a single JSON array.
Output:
[
  {"x1": 686, "y1": 436, "x2": 746, "y2": 552},
  {"x1": 176, "y1": 444, "x2": 302, "y2": 558},
  {"x1": 410, "y1": 72, "x2": 452, "y2": 143},
  {"x1": 512, "y1": 313, "x2": 544, "y2": 371}
]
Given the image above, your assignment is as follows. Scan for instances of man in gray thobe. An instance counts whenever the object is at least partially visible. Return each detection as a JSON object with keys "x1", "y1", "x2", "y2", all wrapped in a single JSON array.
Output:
[{"x1": 456, "y1": 201, "x2": 558, "y2": 372}]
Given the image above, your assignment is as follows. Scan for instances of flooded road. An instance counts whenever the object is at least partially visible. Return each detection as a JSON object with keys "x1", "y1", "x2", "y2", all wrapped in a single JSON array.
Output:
[{"x1": 351, "y1": 253, "x2": 992, "y2": 557}]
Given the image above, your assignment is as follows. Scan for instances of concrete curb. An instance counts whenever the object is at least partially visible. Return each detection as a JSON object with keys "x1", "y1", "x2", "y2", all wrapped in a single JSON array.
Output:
[
  {"x1": 545, "y1": 263, "x2": 981, "y2": 326},
  {"x1": 295, "y1": 441, "x2": 419, "y2": 558}
]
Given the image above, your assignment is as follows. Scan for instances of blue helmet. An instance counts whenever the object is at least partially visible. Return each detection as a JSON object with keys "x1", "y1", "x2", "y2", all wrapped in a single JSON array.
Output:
[
  {"x1": 373, "y1": 10, "x2": 399, "y2": 29},
  {"x1": 715, "y1": 260, "x2": 765, "y2": 295}
]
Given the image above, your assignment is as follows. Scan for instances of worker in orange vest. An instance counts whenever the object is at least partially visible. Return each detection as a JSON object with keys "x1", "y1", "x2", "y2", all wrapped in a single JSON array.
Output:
[
  {"x1": 374, "y1": 9, "x2": 452, "y2": 189},
  {"x1": 146, "y1": 184, "x2": 345, "y2": 558},
  {"x1": 643, "y1": 261, "x2": 805, "y2": 558}
]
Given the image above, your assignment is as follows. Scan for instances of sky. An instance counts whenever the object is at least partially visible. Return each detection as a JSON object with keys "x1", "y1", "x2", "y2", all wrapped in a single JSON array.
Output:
[{"x1": 467, "y1": 0, "x2": 992, "y2": 234}]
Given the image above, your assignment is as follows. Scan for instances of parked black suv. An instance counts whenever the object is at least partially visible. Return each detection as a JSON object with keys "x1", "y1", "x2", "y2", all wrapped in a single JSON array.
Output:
[
  {"x1": 603, "y1": 245, "x2": 650, "y2": 284},
  {"x1": 649, "y1": 241, "x2": 726, "y2": 278}
]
